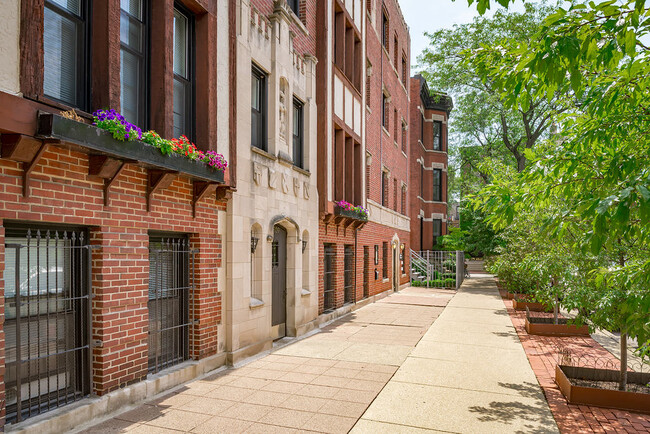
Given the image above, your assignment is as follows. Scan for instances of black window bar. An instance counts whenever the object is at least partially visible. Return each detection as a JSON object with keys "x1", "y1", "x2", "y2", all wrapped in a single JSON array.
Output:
[
  {"x1": 382, "y1": 242, "x2": 388, "y2": 279},
  {"x1": 363, "y1": 246, "x2": 369, "y2": 299},
  {"x1": 4, "y1": 228, "x2": 93, "y2": 424},
  {"x1": 344, "y1": 245, "x2": 355, "y2": 305},
  {"x1": 323, "y1": 244, "x2": 336, "y2": 312},
  {"x1": 148, "y1": 237, "x2": 196, "y2": 374}
]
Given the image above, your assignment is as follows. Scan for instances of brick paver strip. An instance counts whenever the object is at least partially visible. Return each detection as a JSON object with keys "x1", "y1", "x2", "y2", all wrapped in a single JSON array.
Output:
[
  {"x1": 77, "y1": 286, "x2": 451, "y2": 434},
  {"x1": 502, "y1": 290, "x2": 650, "y2": 433}
]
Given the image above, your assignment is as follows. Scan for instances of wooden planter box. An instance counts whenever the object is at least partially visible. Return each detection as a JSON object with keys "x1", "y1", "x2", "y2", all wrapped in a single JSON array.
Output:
[
  {"x1": 36, "y1": 112, "x2": 225, "y2": 184},
  {"x1": 334, "y1": 206, "x2": 368, "y2": 222},
  {"x1": 556, "y1": 365, "x2": 650, "y2": 414},
  {"x1": 513, "y1": 298, "x2": 549, "y2": 312},
  {"x1": 498, "y1": 290, "x2": 515, "y2": 300},
  {"x1": 525, "y1": 317, "x2": 590, "y2": 337}
]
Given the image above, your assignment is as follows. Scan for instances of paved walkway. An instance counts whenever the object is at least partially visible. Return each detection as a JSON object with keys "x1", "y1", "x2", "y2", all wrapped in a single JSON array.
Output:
[
  {"x1": 353, "y1": 276, "x2": 559, "y2": 433},
  {"x1": 78, "y1": 278, "x2": 559, "y2": 433}
]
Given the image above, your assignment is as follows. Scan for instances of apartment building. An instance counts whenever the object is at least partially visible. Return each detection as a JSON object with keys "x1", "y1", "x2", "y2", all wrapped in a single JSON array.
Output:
[
  {"x1": 0, "y1": 0, "x2": 233, "y2": 429},
  {"x1": 226, "y1": 0, "x2": 320, "y2": 363},
  {"x1": 409, "y1": 75, "x2": 453, "y2": 251},
  {"x1": 0, "y1": 0, "x2": 454, "y2": 430},
  {"x1": 315, "y1": 0, "x2": 411, "y2": 318}
]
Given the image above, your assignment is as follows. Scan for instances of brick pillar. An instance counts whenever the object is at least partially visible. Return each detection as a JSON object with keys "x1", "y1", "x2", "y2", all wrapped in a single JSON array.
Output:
[
  {"x1": 189, "y1": 232, "x2": 222, "y2": 360},
  {"x1": 91, "y1": 227, "x2": 148, "y2": 395}
]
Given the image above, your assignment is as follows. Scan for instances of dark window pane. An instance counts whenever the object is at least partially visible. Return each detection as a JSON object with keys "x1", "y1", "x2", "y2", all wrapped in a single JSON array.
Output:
[
  {"x1": 120, "y1": 0, "x2": 147, "y2": 127},
  {"x1": 288, "y1": 0, "x2": 300, "y2": 16},
  {"x1": 43, "y1": 2, "x2": 85, "y2": 107},
  {"x1": 432, "y1": 169, "x2": 442, "y2": 202},
  {"x1": 173, "y1": 78, "x2": 190, "y2": 138},
  {"x1": 251, "y1": 66, "x2": 266, "y2": 150},
  {"x1": 433, "y1": 121, "x2": 442, "y2": 150},
  {"x1": 173, "y1": 10, "x2": 188, "y2": 78},
  {"x1": 293, "y1": 99, "x2": 303, "y2": 168},
  {"x1": 172, "y1": 7, "x2": 193, "y2": 139}
]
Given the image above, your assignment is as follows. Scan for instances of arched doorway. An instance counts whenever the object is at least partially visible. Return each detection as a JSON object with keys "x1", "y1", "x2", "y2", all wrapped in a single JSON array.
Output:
[{"x1": 271, "y1": 225, "x2": 287, "y2": 338}]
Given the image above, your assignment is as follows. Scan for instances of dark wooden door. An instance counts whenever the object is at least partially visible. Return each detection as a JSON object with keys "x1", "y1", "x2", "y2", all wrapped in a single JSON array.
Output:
[{"x1": 272, "y1": 226, "x2": 287, "y2": 327}]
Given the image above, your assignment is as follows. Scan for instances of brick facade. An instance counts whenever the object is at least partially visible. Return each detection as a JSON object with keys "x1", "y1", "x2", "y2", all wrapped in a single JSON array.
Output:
[
  {"x1": 408, "y1": 75, "x2": 452, "y2": 251},
  {"x1": 0, "y1": 0, "x2": 453, "y2": 428},
  {"x1": 0, "y1": 0, "x2": 231, "y2": 428},
  {"x1": 315, "y1": 0, "x2": 412, "y2": 316}
]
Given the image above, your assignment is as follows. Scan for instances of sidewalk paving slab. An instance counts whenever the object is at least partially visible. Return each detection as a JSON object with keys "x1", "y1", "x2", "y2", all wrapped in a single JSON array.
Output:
[
  {"x1": 353, "y1": 277, "x2": 559, "y2": 434},
  {"x1": 77, "y1": 281, "x2": 561, "y2": 434}
]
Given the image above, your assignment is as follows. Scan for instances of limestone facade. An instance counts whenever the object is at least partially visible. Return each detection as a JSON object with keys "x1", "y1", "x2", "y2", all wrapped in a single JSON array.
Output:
[{"x1": 226, "y1": 0, "x2": 319, "y2": 363}]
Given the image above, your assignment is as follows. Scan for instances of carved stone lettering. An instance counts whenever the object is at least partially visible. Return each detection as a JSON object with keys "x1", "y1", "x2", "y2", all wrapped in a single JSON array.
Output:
[
  {"x1": 253, "y1": 162, "x2": 263, "y2": 186},
  {"x1": 281, "y1": 173, "x2": 289, "y2": 194},
  {"x1": 268, "y1": 168, "x2": 278, "y2": 189},
  {"x1": 293, "y1": 177, "x2": 300, "y2": 196}
]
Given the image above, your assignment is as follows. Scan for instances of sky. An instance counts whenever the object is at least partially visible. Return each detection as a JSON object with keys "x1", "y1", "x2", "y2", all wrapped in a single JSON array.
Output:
[{"x1": 399, "y1": 0, "x2": 528, "y2": 71}]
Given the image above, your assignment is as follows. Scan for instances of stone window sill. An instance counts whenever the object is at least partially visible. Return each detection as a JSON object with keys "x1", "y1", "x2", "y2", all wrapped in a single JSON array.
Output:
[
  {"x1": 249, "y1": 298, "x2": 265, "y2": 309},
  {"x1": 301, "y1": 289, "x2": 311, "y2": 297}
]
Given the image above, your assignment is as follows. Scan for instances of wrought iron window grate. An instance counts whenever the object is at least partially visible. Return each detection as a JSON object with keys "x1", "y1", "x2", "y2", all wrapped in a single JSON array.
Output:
[
  {"x1": 4, "y1": 228, "x2": 93, "y2": 424},
  {"x1": 148, "y1": 237, "x2": 195, "y2": 374},
  {"x1": 344, "y1": 245, "x2": 355, "y2": 304},
  {"x1": 323, "y1": 244, "x2": 336, "y2": 312}
]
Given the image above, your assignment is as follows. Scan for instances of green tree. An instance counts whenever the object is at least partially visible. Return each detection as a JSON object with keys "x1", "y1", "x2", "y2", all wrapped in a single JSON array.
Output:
[
  {"x1": 466, "y1": 0, "x2": 650, "y2": 389},
  {"x1": 418, "y1": 1, "x2": 560, "y2": 182}
]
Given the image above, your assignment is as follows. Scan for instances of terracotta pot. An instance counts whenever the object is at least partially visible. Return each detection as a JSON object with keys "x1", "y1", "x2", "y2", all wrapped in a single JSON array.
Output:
[{"x1": 555, "y1": 365, "x2": 650, "y2": 414}]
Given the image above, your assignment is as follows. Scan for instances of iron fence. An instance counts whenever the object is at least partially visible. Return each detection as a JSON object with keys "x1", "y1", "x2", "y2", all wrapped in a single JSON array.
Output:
[
  {"x1": 323, "y1": 244, "x2": 336, "y2": 312},
  {"x1": 148, "y1": 237, "x2": 196, "y2": 374},
  {"x1": 410, "y1": 250, "x2": 464, "y2": 289},
  {"x1": 344, "y1": 245, "x2": 355, "y2": 304},
  {"x1": 4, "y1": 229, "x2": 93, "y2": 424}
]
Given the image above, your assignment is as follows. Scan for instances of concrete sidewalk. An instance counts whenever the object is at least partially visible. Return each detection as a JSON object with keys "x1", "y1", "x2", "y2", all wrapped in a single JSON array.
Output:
[
  {"x1": 77, "y1": 278, "x2": 558, "y2": 434},
  {"x1": 352, "y1": 276, "x2": 559, "y2": 433},
  {"x1": 76, "y1": 287, "x2": 454, "y2": 434}
]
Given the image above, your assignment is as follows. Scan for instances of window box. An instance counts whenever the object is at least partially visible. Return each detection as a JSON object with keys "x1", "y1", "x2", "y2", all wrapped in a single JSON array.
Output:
[
  {"x1": 36, "y1": 112, "x2": 224, "y2": 184},
  {"x1": 334, "y1": 205, "x2": 368, "y2": 222}
]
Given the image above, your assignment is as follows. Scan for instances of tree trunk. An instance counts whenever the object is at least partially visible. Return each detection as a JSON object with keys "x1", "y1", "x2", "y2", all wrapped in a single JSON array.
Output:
[
  {"x1": 554, "y1": 295, "x2": 559, "y2": 325},
  {"x1": 517, "y1": 155, "x2": 526, "y2": 172},
  {"x1": 619, "y1": 333, "x2": 628, "y2": 391}
]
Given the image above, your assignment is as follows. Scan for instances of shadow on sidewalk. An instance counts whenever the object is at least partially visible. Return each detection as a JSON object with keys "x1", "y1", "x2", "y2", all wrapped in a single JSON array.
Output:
[{"x1": 467, "y1": 381, "x2": 557, "y2": 434}]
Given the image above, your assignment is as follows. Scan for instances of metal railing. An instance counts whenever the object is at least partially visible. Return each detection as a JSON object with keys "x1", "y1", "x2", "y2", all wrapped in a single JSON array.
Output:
[
  {"x1": 4, "y1": 229, "x2": 93, "y2": 424},
  {"x1": 148, "y1": 237, "x2": 196, "y2": 374},
  {"x1": 410, "y1": 250, "x2": 465, "y2": 289}
]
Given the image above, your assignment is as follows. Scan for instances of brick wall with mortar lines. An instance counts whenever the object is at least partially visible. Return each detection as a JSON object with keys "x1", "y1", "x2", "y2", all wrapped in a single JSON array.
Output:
[
  {"x1": 250, "y1": 0, "x2": 317, "y2": 56},
  {"x1": 365, "y1": 0, "x2": 410, "y2": 213},
  {"x1": 408, "y1": 77, "x2": 449, "y2": 251},
  {"x1": 318, "y1": 220, "x2": 409, "y2": 314},
  {"x1": 0, "y1": 146, "x2": 226, "y2": 402}
]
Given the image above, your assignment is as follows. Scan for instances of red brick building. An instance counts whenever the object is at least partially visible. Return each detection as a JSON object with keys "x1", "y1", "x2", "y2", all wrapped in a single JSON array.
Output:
[
  {"x1": 315, "y1": 0, "x2": 411, "y2": 318},
  {"x1": 409, "y1": 75, "x2": 453, "y2": 251},
  {"x1": 0, "y1": 0, "x2": 233, "y2": 429}
]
